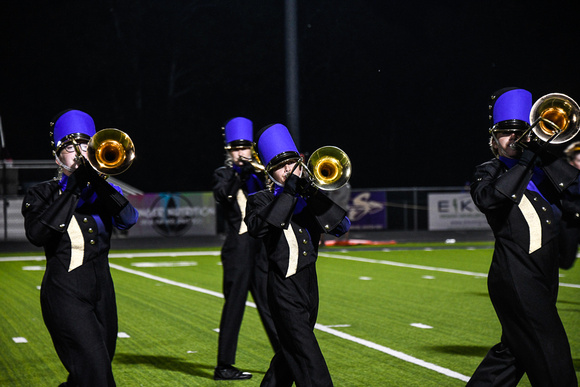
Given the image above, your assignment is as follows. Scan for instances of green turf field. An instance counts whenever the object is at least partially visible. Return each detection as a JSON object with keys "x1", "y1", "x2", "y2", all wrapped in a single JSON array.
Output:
[{"x1": 1, "y1": 244, "x2": 579, "y2": 386}]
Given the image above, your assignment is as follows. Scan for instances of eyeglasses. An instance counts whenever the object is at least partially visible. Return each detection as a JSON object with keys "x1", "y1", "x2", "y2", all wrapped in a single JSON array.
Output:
[
  {"x1": 494, "y1": 129, "x2": 525, "y2": 136},
  {"x1": 62, "y1": 143, "x2": 88, "y2": 153},
  {"x1": 272, "y1": 159, "x2": 300, "y2": 172}
]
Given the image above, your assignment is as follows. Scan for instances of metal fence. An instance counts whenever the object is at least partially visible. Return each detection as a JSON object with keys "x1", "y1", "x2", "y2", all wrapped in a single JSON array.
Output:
[
  {"x1": 362, "y1": 186, "x2": 470, "y2": 231},
  {"x1": 1, "y1": 159, "x2": 469, "y2": 241},
  {"x1": 1, "y1": 160, "x2": 59, "y2": 241}
]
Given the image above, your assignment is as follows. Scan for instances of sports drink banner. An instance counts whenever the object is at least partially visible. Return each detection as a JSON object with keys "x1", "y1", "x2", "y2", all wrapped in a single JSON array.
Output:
[
  {"x1": 428, "y1": 192, "x2": 489, "y2": 230},
  {"x1": 348, "y1": 190, "x2": 387, "y2": 230},
  {"x1": 126, "y1": 192, "x2": 216, "y2": 237}
]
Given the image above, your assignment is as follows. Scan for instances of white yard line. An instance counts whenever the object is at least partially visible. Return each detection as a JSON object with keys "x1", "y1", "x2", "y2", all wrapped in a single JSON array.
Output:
[
  {"x1": 3, "y1": 248, "x2": 577, "y2": 381},
  {"x1": 315, "y1": 324, "x2": 469, "y2": 382},
  {"x1": 107, "y1": 262, "x2": 469, "y2": 382},
  {"x1": 0, "y1": 255, "x2": 46, "y2": 262},
  {"x1": 320, "y1": 252, "x2": 488, "y2": 277},
  {"x1": 109, "y1": 263, "x2": 227, "y2": 301},
  {"x1": 110, "y1": 251, "x2": 221, "y2": 258},
  {"x1": 4, "y1": 249, "x2": 578, "y2": 379},
  {"x1": 0, "y1": 251, "x2": 219, "y2": 262}
]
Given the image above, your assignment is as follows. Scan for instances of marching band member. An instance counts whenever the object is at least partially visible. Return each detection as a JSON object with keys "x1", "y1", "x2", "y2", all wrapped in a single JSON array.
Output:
[
  {"x1": 468, "y1": 89, "x2": 578, "y2": 386},
  {"x1": 558, "y1": 141, "x2": 580, "y2": 269},
  {"x1": 21, "y1": 109, "x2": 138, "y2": 387},
  {"x1": 212, "y1": 117, "x2": 280, "y2": 380},
  {"x1": 245, "y1": 123, "x2": 350, "y2": 386}
]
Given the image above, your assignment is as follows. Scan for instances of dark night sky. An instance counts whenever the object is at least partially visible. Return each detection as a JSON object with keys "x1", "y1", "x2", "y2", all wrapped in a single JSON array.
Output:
[{"x1": 1, "y1": 0, "x2": 579, "y2": 193}]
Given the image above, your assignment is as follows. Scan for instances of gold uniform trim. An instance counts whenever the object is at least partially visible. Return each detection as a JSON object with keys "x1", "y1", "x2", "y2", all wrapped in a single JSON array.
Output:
[
  {"x1": 283, "y1": 224, "x2": 299, "y2": 278},
  {"x1": 67, "y1": 216, "x2": 85, "y2": 272},
  {"x1": 517, "y1": 195, "x2": 542, "y2": 254},
  {"x1": 236, "y1": 189, "x2": 248, "y2": 235}
]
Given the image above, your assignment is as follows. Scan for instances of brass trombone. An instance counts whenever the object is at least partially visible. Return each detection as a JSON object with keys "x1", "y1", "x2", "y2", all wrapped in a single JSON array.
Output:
[
  {"x1": 513, "y1": 93, "x2": 580, "y2": 147},
  {"x1": 239, "y1": 144, "x2": 266, "y2": 172},
  {"x1": 86, "y1": 128, "x2": 135, "y2": 175},
  {"x1": 296, "y1": 146, "x2": 351, "y2": 191}
]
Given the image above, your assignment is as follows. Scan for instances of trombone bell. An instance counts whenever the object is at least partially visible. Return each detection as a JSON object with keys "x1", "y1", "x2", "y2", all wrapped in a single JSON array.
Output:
[
  {"x1": 530, "y1": 93, "x2": 580, "y2": 144},
  {"x1": 87, "y1": 128, "x2": 135, "y2": 175},
  {"x1": 307, "y1": 146, "x2": 351, "y2": 191}
]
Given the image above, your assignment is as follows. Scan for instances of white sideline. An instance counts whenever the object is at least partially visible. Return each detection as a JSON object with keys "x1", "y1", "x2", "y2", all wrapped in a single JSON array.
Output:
[
  {"x1": 319, "y1": 252, "x2": 580, "y2": 289},
  {"x1": 1, "y1": 250, "x2": 579, "y2": 289},
  {"x1": 107, "y1": 262, "x2": 469, "y2": 382},
  {"x1": 319, "y1": 252, "x2": 487, "y2": 277}
]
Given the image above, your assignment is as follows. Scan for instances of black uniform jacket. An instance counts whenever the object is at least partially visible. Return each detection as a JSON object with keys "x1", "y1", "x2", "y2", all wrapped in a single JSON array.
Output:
[
  {"x1": 213, "y1": 165, "x2": 254, "y2": 234},
  {"x1": 22, "y1": 179, "x2": 138, "y2": 271},
  {"x1": 561, "y1": 177, "x2": 580, "y2": 220},
  {"x1": 245, "y1": 188, "x2": 350, "y2": 278},
  {"x1": 471, "y1": 156, "x2": 578, "y2": 255}
]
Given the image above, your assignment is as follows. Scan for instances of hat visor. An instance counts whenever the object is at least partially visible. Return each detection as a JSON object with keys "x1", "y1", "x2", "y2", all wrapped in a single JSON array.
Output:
[
  {"x1": 266, "y1": 151, "x2": 301, "y2": 172},
  {"x1": 225, "y1": 140, "x2": 253, "y2": 150},
  {"x1": 491, "y1": 119, "x2": 529, "y2": 132}
]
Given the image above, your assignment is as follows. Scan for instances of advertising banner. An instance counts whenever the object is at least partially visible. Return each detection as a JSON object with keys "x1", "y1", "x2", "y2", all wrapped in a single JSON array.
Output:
[
  {"x1": 126, "y1": 192, "x2": 216, "y2": 237},
  {"x1": 0, "y1": 198, "x2": 26, "y2": 240},
  {"x1": 348, "y1": 190, "x2": 387, "y2": 230},
  {"x1": 428, "y1": 192, "x2": 489, "y2": 230}
]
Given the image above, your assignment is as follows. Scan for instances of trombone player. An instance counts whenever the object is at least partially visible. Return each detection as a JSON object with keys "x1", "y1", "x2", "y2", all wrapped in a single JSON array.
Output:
[
  {"x1": 21, "y1": 109, "x2": 138, "y2": 386},
  {"x1": 245, "y1": 123, "x2": 350, "y2": 386},
  {"x1": 558, "y1": 141, "x2": 580, "y2": 269},
  {"x1": 468, "y1": 88, "x2": 578, "y2": 386},
  {"x1": 212, "y1": 117, "x2": 280, "y2": 380}
]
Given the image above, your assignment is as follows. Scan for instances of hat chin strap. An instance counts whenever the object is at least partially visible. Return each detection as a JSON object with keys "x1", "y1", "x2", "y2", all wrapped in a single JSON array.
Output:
[
  {"x1": 490, "y1": 132, "x2": 510, "y2": 158},
  {"x1": 55, "y1": 154, "x2": 75, "y2": 173},
  {"x1": 270, "y1": 176, "x2": 284, "y2": 187}
]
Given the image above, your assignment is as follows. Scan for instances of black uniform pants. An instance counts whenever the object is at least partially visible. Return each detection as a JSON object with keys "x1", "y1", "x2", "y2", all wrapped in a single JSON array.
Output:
[
  {"x1": 261, "y1": 264, "x2": 333, "y2": 387},
  {"x1": 41, "y1": 257, "x2": 117, "y2": 387},
  {"x1": 467, "y1": 242, "x2": 577, "y2": 386},
  {"x1": 218, "y1": 235, "x2": 279, "y2": 365}
]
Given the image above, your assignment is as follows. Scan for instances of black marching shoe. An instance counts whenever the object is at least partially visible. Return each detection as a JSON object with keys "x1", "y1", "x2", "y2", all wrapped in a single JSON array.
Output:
[{"x1": 214, "y1": 365, "x2": 252, "y2": 380}]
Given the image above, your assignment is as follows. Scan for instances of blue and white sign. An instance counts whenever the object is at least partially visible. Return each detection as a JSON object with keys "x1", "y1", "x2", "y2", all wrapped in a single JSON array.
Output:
[{"x1": 428, "y1": 192, "x2": 489, "y2": 230}]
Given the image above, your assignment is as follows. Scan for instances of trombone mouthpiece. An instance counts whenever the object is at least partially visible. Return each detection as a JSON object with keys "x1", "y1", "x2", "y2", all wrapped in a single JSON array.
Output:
[{"x1": 239, "y1": 156, "x2": 265, "y2": 172}]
